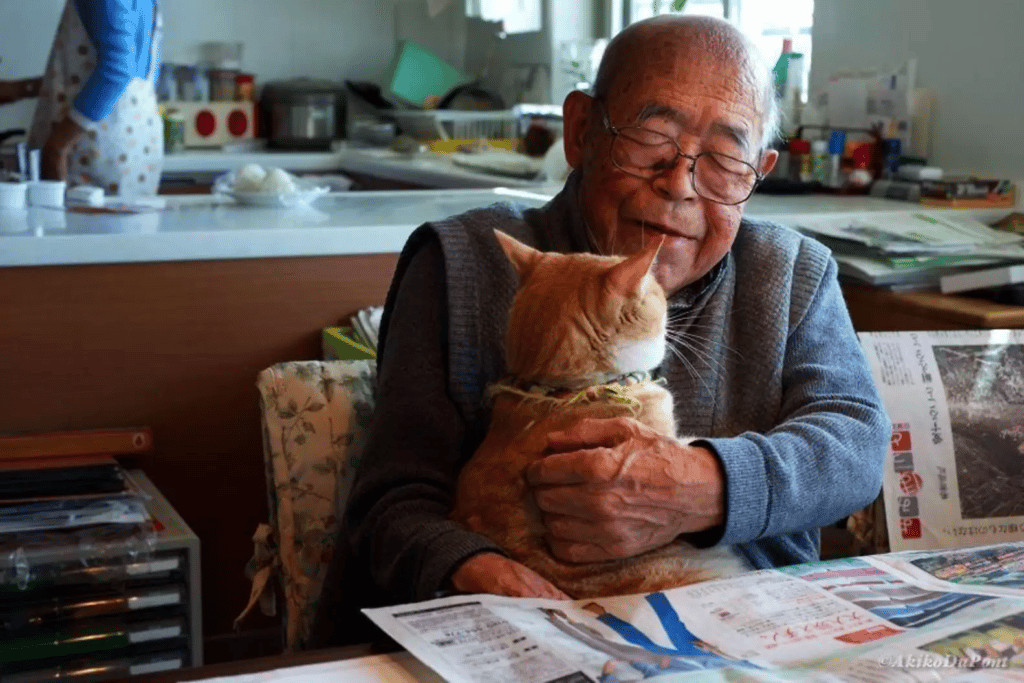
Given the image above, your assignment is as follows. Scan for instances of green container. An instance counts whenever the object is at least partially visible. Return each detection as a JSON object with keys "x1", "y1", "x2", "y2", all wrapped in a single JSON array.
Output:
[{"x1": 382, "y1": 40, "x2": 471, "y2": 107}]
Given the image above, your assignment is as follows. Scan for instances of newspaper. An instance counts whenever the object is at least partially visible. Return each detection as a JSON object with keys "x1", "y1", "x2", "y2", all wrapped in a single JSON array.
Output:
[
  {"x1": 859, "y1": 330, "x2": 1024, "y2": 552},
  {"x1": 365, "y1": 543, "x2": 1024, "y2": 682},
  {"x1": 796, "y1": 212, "x2": 1024, "y2": 256}
]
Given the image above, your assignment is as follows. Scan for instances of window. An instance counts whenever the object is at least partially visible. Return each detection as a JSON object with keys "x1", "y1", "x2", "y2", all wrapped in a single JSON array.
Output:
[{"x1": 626, "y1": 0, "x2": 813, "y2": 99}]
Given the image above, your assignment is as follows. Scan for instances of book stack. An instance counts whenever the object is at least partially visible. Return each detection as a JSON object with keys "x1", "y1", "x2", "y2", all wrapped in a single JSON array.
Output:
[
  {"x1": 794, "y1": 211, "x2": 1024, "y2": 291},
  {"x1": 0, "y1": 429, "x2": 201, "y2": 681}
]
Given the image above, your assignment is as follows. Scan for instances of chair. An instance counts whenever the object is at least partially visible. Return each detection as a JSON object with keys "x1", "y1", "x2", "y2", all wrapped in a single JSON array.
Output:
[{"x1": 236, "y1": 360, "x2": 375, "y2": 652}]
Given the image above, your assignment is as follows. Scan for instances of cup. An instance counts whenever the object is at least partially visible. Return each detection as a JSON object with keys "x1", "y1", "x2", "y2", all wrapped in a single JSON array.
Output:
[
  {"x1": 0, "y1": 181, "x2": 28, "y2": 210},
  {"x1": 27, "y1": 180, "x2": 66, "y2": 208}
]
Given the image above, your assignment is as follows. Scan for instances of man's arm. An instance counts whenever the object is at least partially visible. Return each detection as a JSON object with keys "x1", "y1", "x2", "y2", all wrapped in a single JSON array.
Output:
[
  {"x1": 705, "y1": 254, "x2": 889, "y2": 547},
  {"x1": 345, "y1": 235, "x2": 567, "y2": 602},
  {"x1": 528, "y1": 252, "x2": 888, "y2": 561}
]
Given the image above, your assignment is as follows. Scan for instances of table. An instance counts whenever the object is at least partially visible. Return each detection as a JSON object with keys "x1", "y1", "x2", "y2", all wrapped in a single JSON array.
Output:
[
  {"x1": 842, "y1": 284, "x2": 1024, "y2": 330},
  {"x1": 108, "y1": 644, "x2": 433, "y2": 683}
]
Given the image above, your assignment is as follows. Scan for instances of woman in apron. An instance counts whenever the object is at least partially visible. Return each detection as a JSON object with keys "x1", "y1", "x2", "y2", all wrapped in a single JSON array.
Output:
[{"x1": 28, "y1": 0, "x2": 163, "y2": 197}]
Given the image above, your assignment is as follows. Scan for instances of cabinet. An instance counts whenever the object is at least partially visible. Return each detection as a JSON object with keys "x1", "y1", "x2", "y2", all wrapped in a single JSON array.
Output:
[{"x1": 0, "y1": 471, "x2": 201, "y2": 681}]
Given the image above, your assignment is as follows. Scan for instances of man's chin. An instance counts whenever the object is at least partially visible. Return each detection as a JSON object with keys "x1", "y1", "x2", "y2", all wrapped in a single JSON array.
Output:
[{"x1": 653, "y1": 259, "x2": 695, "y2": 297}]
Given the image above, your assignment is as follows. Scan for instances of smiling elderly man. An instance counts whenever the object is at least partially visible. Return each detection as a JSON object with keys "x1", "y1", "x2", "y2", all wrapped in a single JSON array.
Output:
[{"x1": 340, "y1": 14, "x2": 889, "y2": 607}]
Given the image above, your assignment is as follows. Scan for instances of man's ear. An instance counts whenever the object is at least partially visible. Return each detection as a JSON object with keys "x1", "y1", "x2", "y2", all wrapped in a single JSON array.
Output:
[
  {"x1": 758, "y1": 148, "x2": 779, "y2": 177},
  {"x1": 562, "y1": 90, "x2": 594, "y2": 170}
]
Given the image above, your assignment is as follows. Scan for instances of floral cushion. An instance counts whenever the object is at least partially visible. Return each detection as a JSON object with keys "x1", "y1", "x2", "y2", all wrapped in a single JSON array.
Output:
[{"x1": 237, "y1": 360, "x2": 375, "y2": 651}]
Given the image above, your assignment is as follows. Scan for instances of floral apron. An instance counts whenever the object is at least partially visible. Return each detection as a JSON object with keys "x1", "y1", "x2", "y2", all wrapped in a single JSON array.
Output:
[{"x1": 29, "y1": 1, "x2": 163, "y2": 197}]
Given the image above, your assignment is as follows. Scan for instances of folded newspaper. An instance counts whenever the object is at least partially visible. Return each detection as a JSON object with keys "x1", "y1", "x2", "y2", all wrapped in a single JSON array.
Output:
[
  {"x1": 796, "y1": 212, "x2": 1024, "y2": 256},
  {"x1": 365, "y1": 542, "x2": 1024, "y2": 682},
  {"x1": 859, "y1": 330, "x2": 1024, "y2": 553}
]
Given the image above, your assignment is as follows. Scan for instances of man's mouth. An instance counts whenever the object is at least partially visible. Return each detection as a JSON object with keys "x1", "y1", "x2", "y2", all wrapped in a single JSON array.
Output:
[{"x1": 630, "y1": 219, "x2": 692, "y2": 240}]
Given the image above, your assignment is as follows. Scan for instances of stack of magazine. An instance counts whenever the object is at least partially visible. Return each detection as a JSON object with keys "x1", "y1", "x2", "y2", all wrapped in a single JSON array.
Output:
[
  {"x1": 0, "y1": 457, "x2": 150, "y2": 535},
  {"x1": 793, "y1": 211, "x2": 1024, "y2": 291},
  {"x1": 322, "y1": 305, "x2": 384, "y2": 361}
]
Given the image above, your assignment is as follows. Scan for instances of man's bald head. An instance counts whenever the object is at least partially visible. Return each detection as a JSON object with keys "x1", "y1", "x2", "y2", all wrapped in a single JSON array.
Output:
[{"x1": 592, "y1": 15, "x2": 779, "y2": 149}]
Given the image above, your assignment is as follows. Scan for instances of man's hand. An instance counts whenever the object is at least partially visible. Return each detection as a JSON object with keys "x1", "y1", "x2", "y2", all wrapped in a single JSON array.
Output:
[
  {"x1": 450, "y1": 552, "x2": 570, "y2": 600},
  {"x1": 526, "y1": 417, "x2": 726, "y2": 563},
  {"x1": 42, "y1": 116, "x2": 84, "y2": 181}
]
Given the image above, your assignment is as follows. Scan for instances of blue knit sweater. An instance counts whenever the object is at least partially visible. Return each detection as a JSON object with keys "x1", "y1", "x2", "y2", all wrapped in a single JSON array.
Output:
[{"x1": 346, "y1": 176, "x2": 890, "y2": 602}]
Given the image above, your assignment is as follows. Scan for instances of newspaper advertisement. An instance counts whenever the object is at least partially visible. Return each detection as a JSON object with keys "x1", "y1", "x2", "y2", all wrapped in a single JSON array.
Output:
[
  {"x1": 364, "y1": 545, "x2": 1024, "y2": 683},
  {"x1": 858, "y1": 329, "x2": 1024, "y2": 552}
]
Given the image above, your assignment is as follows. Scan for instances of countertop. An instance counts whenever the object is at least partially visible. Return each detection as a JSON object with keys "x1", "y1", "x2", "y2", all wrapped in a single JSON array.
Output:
[
  {"x1": 0, "y1": 189, "x2": 1015, "y2": 269},
  {"x1": 161, "y1": 143, "x2": 549, "y2": 190}
]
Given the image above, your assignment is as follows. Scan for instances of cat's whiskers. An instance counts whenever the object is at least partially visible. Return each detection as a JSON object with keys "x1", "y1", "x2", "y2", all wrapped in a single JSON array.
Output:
[
  {"x1": 665, "y1": 325, "x2": 741, "y2": 368},
  {"x1": 664, "y1": 331, "x2": 730, "y2": 378},
  {"x1": 665, "y1": 314, "x2": 745, "y2": 364},
  {"x1": 663, "y1": 341, "x2": 714, "y2": 397}
]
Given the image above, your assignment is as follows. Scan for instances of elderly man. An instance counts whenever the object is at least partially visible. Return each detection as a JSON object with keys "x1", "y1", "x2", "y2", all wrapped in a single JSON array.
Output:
[{"x1": 341, "y1": 15, "x2": 889, "y2": 607}]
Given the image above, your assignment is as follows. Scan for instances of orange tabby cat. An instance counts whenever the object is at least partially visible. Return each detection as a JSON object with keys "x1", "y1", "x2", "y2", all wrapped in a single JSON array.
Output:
[{"x1": 450, "y1": 229, "x2": 748, "y2": 599}]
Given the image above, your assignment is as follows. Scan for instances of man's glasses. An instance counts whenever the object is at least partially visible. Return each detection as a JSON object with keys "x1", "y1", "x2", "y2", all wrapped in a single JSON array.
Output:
[{"x1": 597, "y1": 100, "x2": 762, "y2": 206}]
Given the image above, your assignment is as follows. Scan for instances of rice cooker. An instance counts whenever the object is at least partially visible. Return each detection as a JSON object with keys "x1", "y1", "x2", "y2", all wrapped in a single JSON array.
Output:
[{"x1": 260, "y1": 78, "x2": 346, "y2": 151}]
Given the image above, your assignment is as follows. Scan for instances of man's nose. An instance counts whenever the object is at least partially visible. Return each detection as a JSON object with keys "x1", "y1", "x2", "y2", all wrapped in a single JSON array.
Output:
[{"x1": 651, "y1": 158, "x2": 698, "y2": 201}]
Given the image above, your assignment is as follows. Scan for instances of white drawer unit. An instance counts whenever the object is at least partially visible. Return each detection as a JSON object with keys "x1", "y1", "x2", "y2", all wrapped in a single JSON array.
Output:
[{"x1": 0, "y1": 470, "x2": 202, "y2": 681}]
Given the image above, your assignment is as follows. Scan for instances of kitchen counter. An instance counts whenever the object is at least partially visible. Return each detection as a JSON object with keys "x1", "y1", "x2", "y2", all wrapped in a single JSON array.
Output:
[
  {"x1": 0, "y1": 189, "x2": 1014, "y2": 269},
  {"x1": 161, "y1": 143, "x2": 549, "y2": 190}
]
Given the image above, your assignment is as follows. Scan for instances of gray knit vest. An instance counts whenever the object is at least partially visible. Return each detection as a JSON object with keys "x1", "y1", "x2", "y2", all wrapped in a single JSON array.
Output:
[{"x1": 376, "y1": 187, "x2": 831, "y2": 448}]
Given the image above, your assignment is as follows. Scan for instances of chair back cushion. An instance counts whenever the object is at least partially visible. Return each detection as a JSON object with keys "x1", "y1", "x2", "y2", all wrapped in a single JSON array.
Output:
[{"x1": 256, "y1": 360, "x2": 375, "y2": 650}]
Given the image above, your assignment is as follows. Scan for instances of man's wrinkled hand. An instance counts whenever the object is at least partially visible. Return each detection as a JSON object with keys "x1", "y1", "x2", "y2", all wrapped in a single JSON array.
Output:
[
  {"x1": 450, "y1": 552, "x2": 570, "y2": 600},
  {"x1": 525, "y1": 417, "x2": 725, "y2": 563}
]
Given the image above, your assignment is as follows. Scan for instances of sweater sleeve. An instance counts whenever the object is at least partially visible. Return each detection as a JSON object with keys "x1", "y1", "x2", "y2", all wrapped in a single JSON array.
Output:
[
  {"x1": 703, "y1": 252, "x2": 890, "y2": 547},
  {"x1": 72, "y1": 0, "x2": 144, "y2": 122},
  {"x1": 344, "y1": 236, "x2": 505, "y2": 603}
]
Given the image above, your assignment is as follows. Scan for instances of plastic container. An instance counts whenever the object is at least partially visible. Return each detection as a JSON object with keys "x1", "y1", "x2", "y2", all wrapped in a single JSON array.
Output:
[
  {"x1": 163, "y1": 110, "x2": 185, "y2": 153},
  {"x1": 811, "y1": 139, "x2": 829, "y2": 184},
  {"x1": 787, "y1": 138, "x2": 811, "y2": 182},
  {"x1": 199, "y1": 41, "x2": 243, "y2": 70},
  {"x1": 208, "y1": 69, "x2": 239, "y2": 102},
  {"x1": 828, "y1": 130, "x2": 847, "y2": 188},
  {"x1": 0, "y1": 181, "x2": 27, "y2": 209},
  {"x1": 66, "y1": 184, "x2": 104, "y2": 206},
  {"x1": 27, "y1": 180, "x2": 66, "y2": 207},
  {"x1": 235, "y1": 73, "x2": 255, "y2": 102}
]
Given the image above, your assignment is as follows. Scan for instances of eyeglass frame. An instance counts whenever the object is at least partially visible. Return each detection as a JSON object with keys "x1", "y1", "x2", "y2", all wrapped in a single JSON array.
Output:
[{"x1": 593, "y1": 97, "x2": 765, "y2": 206}]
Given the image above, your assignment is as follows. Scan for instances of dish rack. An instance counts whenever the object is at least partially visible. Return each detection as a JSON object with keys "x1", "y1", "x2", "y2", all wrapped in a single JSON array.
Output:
[{"x1": 387, "y1": 109, "x2": 520, "y2": 143}]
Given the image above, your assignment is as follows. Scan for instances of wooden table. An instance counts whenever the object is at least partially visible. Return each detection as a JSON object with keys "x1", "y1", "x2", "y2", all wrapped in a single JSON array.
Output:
[
  {"x1": 107, "y1": 644, "x2": 395, "y2": 683},
  {"x1": 842, "y1": 285, "x2": 1024, "y2": 331}
]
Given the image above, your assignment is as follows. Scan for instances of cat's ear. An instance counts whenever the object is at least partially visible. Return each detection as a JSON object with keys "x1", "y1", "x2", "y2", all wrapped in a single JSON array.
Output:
[
  {"x1": 494, "y1": 229, "x2": 542, "y2": 278},
  {"x1": 606, "y1": 236, "x2": 664, "y2": 296}
]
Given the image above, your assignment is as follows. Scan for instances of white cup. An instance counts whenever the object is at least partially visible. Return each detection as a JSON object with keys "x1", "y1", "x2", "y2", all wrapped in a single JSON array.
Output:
[
  {"x1": 27, "y1": 180, "x2": 67, "y2": 208},
  {"x1": 0, "y1": 181, "x2": 28, "y2": 210}
]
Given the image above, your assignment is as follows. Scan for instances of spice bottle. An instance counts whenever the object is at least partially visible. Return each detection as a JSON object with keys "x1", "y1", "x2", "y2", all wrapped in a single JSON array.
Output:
[{"x1": 787, "y1": 138, "x2": 811, "y2": 182}]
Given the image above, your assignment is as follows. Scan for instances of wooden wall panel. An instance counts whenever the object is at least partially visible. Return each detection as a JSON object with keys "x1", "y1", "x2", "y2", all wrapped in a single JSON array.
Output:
[{"x1": 0, "y1": 253, "x2": 399, "y2": 650}]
